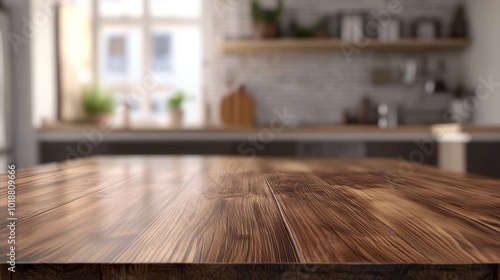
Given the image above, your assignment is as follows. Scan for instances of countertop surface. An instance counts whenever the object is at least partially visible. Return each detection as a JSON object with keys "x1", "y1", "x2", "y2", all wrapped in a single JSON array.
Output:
[
  {"x1": 38, "y1": 122, "x2": 500, "y2": 133},
  {"x1": 37, "y1": 122, "x2": 500, "y2": 143},
  {"x1": 2, "y1": 156, "x2": 498, "y2": 267},
  {"x1": 38, "y1": 122, "x2": 431, "y2": 133}
]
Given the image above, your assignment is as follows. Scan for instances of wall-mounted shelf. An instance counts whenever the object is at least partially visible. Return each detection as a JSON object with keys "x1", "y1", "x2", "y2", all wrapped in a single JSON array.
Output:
[{"x1": 219, "y1": 38, "x2": 469, "y2": 53}]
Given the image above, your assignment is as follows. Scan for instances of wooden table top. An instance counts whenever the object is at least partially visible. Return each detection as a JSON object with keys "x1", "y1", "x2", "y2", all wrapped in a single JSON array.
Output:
[{"x1": 1, "y1": 156, "x2": 499, "y2": 267}]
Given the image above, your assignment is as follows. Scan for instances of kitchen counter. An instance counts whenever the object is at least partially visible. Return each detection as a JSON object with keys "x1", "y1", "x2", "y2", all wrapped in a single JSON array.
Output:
[
  {"x1": 1, "y1": 156, "x2": 499, "y2": 279},
  {"x1": 37, "y1": 122, "x2": 500, "y2": 142},
  {"x1": 36, "y1": 122, "x2": 500, "y2": 177}
]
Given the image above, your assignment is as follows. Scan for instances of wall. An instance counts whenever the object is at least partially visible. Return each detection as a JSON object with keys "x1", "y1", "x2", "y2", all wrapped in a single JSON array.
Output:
[
  {"x1": 465, "y1": 0, "x2": 500, "y2": 124},
  {"x1": 31, "y1": 0, "x2": 57, "y2": 128},
  {"x1": 208, "y1": 0, "x2": 465, "y2": 125},
  {"x1": 3, "y1": 0, "x2": 37, "y2": 168},
  {"x1": 3, "y1": 0, "x2": 59, "y2": 168},
  {"x1": 0, "y1": 8, "x2": 11, "y2": 170}
]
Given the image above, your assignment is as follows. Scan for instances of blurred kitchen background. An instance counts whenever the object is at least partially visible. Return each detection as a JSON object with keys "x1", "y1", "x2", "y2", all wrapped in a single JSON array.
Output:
[{"x1": 1, "y1": 0, "x2": 499, "y2": 177}]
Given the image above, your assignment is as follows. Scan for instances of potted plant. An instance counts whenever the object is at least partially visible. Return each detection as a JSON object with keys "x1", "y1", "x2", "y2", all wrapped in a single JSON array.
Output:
[
  {"x1": 289, "y1": 16, "x2": 329, "y2": 38},
  {"x1": 251, "y1": 0, "x2": 283, "y2": 38},
  {"x1": 168, "y1": 91, "x2": 186, "y2": 127},
  {"x1": 82, "y1": 85, "x2": 115, "y2": 124},
  {"x1": 449, "y1": 83, "x2": 472, "y2": 123}
]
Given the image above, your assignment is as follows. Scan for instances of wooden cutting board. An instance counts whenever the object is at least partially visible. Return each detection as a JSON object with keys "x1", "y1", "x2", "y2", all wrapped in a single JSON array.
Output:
[{"x1": 220, "y1": 85, "x2": 255, "y2": 126}]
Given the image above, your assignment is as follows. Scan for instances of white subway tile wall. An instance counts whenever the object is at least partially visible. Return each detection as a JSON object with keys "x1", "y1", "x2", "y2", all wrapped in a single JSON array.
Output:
[{"x1": 208, "y1": 0, "x2": 465, "y2": 125}]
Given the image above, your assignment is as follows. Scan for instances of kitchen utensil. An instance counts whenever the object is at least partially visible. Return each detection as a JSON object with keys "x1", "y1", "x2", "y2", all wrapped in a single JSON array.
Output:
[
  {"x1": 401, "y1": 58, "x2": 417, "y2": 86},
  {"x1": 413, "y1": 18, "x2": 441, "y2": 39},
  {"x1": 424, "y1": 59, "x2": 448, "y2": 95},
  {"x1": 378, "y1": 19, "x2": 400, "y2": 41},
  {"x1": 341, "y1": 12, "x2": 364, "y2": 42},
  {"x1": 358, "y1": 96, "x2": 370, "y2": 124},
  {"x1": 220, "y1": 85, "x2": 255, "y2": 127}
]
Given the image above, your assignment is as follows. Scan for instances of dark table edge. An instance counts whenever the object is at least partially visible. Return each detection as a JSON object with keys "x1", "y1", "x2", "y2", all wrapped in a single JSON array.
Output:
[{"x1": 1, "y1": 263, "x2": 498, "y2": 280}]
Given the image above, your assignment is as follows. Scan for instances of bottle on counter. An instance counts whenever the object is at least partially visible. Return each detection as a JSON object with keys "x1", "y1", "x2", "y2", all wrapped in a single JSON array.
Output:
[
  {"x1": 358, "y1": 96, "x2": 370, "y2": 124},
  {"x1": 378, "y1": 104, "x2": 399, "y2": 129},
  {"x1": 450, "y1": 4, "x2": 468, "y2": 38}
]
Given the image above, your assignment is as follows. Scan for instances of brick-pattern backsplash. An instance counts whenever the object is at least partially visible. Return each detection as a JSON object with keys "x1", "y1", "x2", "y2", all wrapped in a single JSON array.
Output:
[{"x1": 208, "y1": 0, "x2": 465, "y2": 125}]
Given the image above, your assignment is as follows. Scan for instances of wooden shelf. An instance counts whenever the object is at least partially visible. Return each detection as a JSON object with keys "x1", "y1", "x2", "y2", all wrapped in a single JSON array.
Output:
[{"x1": 219, "y1": 38, "x2": 469, "y2": 53}]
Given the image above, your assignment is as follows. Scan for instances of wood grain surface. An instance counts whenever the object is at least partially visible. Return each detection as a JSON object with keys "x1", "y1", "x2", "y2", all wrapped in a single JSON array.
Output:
[
  {"x1": 220, "y1": 86, "x2": 255, "y2": 127},
  {"x1": 219, "y1": 38, "x2": 469, "y2": 53},
  {"x1": 0, "y1": 156, "x2": 499, "y2": 278}
]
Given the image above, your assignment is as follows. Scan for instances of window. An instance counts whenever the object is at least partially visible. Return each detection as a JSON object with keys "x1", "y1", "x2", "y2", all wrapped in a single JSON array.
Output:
[
  {"x1": 99, "y1": 0, "x2": 143, "y2": 18},
  {"x1": 151, "y1": 34, "x2": 172, "y2": 73},
  {"x1": 99, "y1": 27, "x2": 142, "y2": 85},
  {"x1": 149, "y1": 0, "x2": 201, "y2": 18},
  {"x1": 93, "y1": 0, "x2": 202, "y2": 125}
]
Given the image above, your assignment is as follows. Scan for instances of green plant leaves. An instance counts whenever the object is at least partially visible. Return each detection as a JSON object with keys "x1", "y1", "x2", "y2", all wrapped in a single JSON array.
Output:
[
  {"x1": 82, "y1": 86, "x2": 115, "y2": 114},
  {"x1": 168, "y1": 91, "x2": 186, "y2": 108},
  {"x1": 251, "y1": 0, "x2": 282, "y2": 22}
]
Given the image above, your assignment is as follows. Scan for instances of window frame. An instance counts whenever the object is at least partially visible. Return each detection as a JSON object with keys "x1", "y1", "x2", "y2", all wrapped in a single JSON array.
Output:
[{"x1": 91, "y1": 0, "x2": 203, "y2": 121}]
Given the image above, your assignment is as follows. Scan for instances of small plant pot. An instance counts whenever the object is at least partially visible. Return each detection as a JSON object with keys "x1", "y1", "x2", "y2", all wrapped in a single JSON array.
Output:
[
  {"x1": 169, "y1": 108, "x2": 184, "y2": 127},
  {"x1": 89, "y1": 113, "x2": 114, "y2": 125},
  {"x1": 315, "y1": 29, "x2": 330, "y2": 38},
  {"x1": 253, "y1": 21, "x2": 278, "y2": 39}
]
